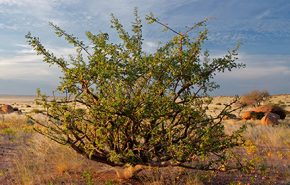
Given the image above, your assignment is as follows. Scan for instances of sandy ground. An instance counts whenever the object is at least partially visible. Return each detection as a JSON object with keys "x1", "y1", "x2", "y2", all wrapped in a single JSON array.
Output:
[
  {"x1": 0, "y1": 95, "x2": 38, "y2": 114},
  {"x1": 1, "y1": 94, "x2": 290, "y2": 109},
  {"x1": 0, "y1": 94, "x2": 289, "y2": 184},
  {"x1": 0, "y1": 95, "x2": 35, "y2": 104}
]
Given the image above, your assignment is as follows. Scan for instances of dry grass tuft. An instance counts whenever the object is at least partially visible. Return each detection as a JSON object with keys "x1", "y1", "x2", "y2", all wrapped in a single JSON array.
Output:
[
  {"x1": 12, "y1": 133, "x2": 87, "y2": 184},
  {"x1": 0, "y1": 114, "x2": 120, "y2": 184},
  {"x1": 224, "y1": 120, "x2": 290, "y2": 148},
  {"x1": 115, "y1": 164, "x2": 144, "y2": 180},
  {"x1": 137, "y1": 167, "x2": 205, "y2": 185},
  {"x1": 223, "y1": 120, "x2": 290, "y2": 183}
]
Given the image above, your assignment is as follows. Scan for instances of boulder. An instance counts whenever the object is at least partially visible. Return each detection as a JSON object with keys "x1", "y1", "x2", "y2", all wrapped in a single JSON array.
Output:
[
  {"x1": 1, "y1": 104, "x2": 14, "y2": 114},
  {"x1": 252, "y1": 111, "x2": 265, "y2": 120},
  {"x1": 242, "y1": 111, "x2": 252, "y2": 120},
  {"x1": 13, "y1": 107, "x2": 19, "y2": 111},
  {"x1": 241, "y1": 111, "x2": 265, "y2": 120},
  {"x1": 261, "y1": 112, "x2": 280, "y2": 125},
  {"x1": 254, "y1": 105, "x2": 272, "y2": 113}
]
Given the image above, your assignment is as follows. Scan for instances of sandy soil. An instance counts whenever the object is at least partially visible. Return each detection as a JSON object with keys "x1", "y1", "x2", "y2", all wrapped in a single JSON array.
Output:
[
  {"x1": 0, "y1": 94, "x2": 289, "y2": 184},
  {"x1": 0, "y1": 95, "x2": 38, "y2": 114}
]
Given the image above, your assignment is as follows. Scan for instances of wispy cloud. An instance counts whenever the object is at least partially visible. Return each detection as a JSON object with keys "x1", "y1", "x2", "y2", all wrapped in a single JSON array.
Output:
[
  {"x1": 0, "y1": 0, "x2": 79, "y2": 30},
  {"x1": 143, "y1": 41, "x2": 160, "y2": 54},
  {"x1": 0, "y1": 54, "x2": 41, "y2": 65},
  {"x1": 0, "y1": 52, "x2": 55, "y2": 80},
  {"x1": 255, "y1": 10, "x2": 271, "y2": 20},
  {"x1": 217, "y1": 53, "x2": 290, "y2": 79},
  {"x1": 0, "y1": 0, "x2": 289, "y2": 95},
  {"x1": 219, "y1": 66, "x2": 290, "y2": 80},
  {"x1": 213, "y1": 54, "x2": 290, "y2": 95},
  {"x1": 0, "y1": 44, "x2": 75, "y2": 81}
]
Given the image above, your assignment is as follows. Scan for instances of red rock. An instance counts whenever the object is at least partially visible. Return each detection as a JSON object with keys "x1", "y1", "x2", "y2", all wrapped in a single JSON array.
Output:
[
  {"x1": 254, "y1": 105, "x2": 286, "y2": 119},
  {"x1": 1, "y1": 104, "x2": 14, "y2": 114},
  {"x1": 260, "y1": 112, "x2": 280, "y2": 125},
  {"x1": 242, "y1": 111, "x2": 252, "y2": 120}
]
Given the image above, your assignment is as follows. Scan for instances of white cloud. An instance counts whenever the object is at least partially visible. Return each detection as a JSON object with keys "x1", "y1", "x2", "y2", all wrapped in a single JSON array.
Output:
[
  {"x1": 14, "y1": 43, "x2": 76, "y2": 58},
  {"x1": 0, "y1": 0, "x2": 289, "y2": 95},
  {"x1": 0, "y1": 0, "x2": 80, "y2": 29},
  {"x1": 255, "y1": 10, "x2": 271, "y2": 20},
  {"x1": 0, "y1": 41, "x2": 82, "y2": 83},
  {"x1": 84, "y1": 0, "x2": 200, "y2": 25},
  {"x1": 0, "y1": 46, "x2": 74, "y2": 80},
  {"x1": 0, "y1": 0, "x2": 18, "y2": 5},
  {"x1": 0, "y1": 65, "x2": 51, "y2": 80},
  {"x1": 239, "y1": 53, "x2": 290, "y2": 66},
  {"x1": 0, "y1": 61, "x2": 54, "y2": 80},
  {"x1": 143, "y1": 41, "x2": 159, "y2": 53},
  {"x1": 220, "y1": 66, "x2": 290, "y2": 80},
  {"x1": 216, "y1": 53, "x2": 290, "y2": 79},
  {"x1": 213, "y1": 52, "x2": 290, "y2": 95},
  {"x1": 0, "y1": 0, "x2": 79, "y2": 7},
  {"x1": 0, "y1": 23, "x2": 18, "y2": 30},
  {"x1": 0, "y1": 54, "x2": 41, "y2": 65}
]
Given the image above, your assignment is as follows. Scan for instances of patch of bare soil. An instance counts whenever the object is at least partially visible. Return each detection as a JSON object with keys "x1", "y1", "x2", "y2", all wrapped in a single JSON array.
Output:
[
  {"x1": 0, "y1": 137, "x2": 118, "y2": 185},
  {"x1": 0, "y1": 140, "x2": 20, "y2": 184},
  {"x1": 0, "y1": 132, "x2": 289, "y2": 185},
  {"x1": 0, "y1": 95, "x2": 289, "y2": 184}
]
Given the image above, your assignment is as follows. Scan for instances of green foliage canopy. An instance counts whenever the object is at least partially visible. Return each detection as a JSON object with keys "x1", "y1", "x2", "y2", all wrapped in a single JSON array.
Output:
[{"x1": 26, "y1": 10, "x2": 245, "y2": 170}]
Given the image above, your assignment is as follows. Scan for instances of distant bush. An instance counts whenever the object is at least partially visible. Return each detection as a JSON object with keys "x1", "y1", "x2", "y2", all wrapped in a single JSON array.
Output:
[{"x1": 239, "y1": 90, "x2": 270, "y2": 107}]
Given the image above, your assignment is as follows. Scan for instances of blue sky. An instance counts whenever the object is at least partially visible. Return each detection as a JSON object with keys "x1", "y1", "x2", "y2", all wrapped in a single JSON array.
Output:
[{"x1": 0, "y1": 0, "x2": 289, "y2": 96}]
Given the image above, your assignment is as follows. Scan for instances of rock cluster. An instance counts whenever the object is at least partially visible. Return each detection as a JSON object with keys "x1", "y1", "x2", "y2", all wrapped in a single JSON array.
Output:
[
  {"x1": 0, "y1": 104, "x2": 21, "y2": 114},
  {"x1": 241, "y1": 104, "x2": 286, "y2": 125}
]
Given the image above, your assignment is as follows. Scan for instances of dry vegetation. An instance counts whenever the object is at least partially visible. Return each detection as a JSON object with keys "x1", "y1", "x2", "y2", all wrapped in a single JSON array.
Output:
[{"x1": 0, "y1": 95, "x2": 289, "y2": 184}]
